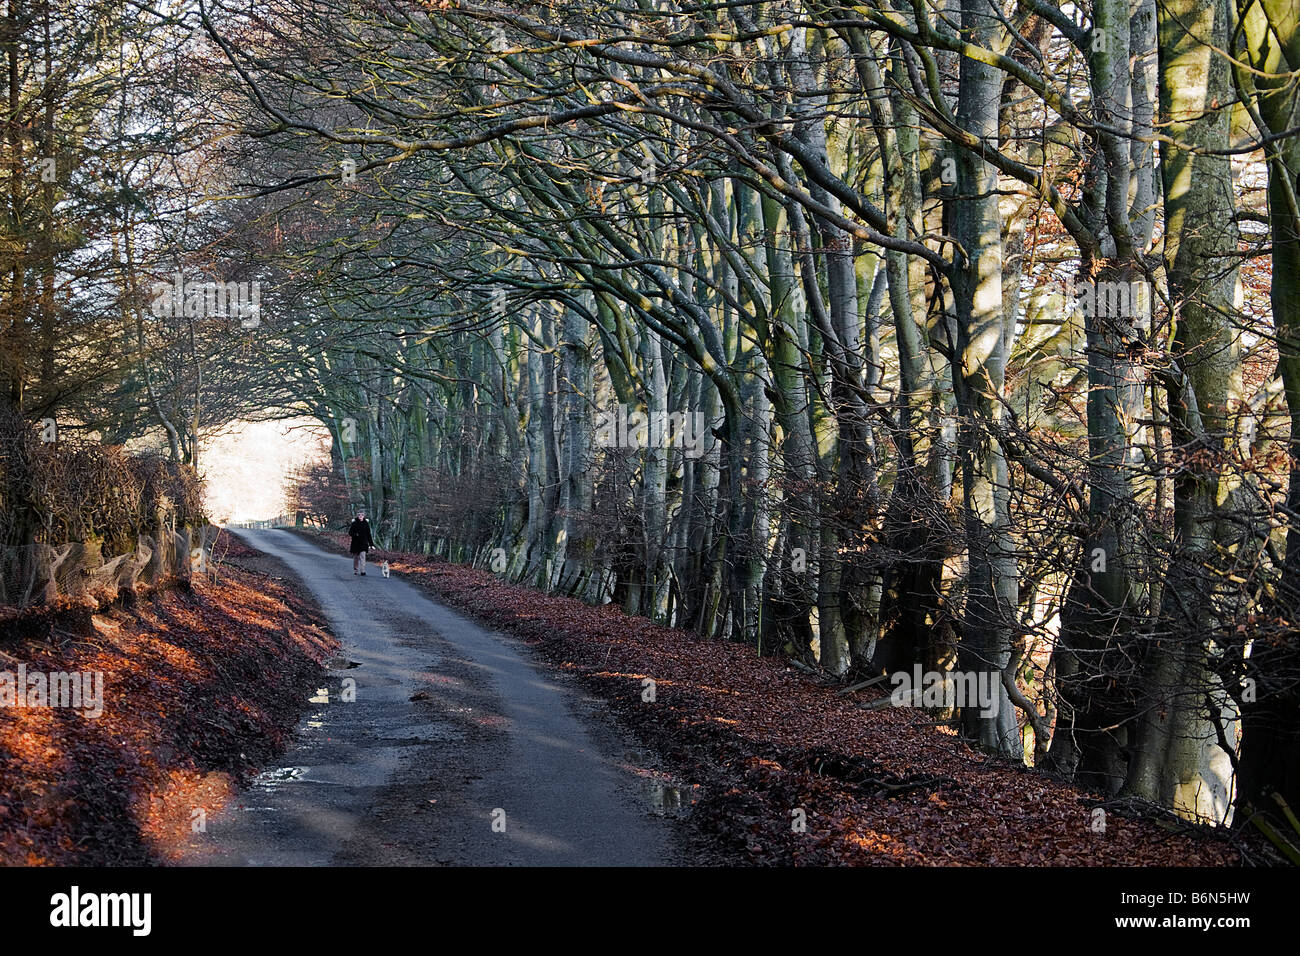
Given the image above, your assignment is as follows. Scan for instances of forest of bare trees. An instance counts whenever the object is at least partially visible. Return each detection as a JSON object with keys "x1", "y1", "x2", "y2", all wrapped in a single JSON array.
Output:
[{"x1": 5, "y1": 0, "x2": 1300, "y2": 844}]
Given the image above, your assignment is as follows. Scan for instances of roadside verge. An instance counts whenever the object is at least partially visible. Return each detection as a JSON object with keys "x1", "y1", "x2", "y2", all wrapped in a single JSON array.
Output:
[{"x1": 0, "y1": 530, "x2": 337, "y2": 864}]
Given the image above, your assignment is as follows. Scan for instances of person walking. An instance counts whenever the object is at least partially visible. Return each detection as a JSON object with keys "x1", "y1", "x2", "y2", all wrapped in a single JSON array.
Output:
[{"x1": 348, "y1": 511, "x2": 376, "y2": 575}]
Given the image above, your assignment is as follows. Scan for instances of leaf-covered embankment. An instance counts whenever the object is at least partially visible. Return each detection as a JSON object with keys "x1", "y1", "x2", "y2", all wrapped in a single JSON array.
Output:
[{"x1": 0, "y1": 531, "x2": 337, "y2": 864}]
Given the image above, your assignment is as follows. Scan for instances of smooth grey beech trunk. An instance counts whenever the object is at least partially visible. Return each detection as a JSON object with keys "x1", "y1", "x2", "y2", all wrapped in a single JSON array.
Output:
[
  {"x1": 1123, "y1": 0, "x2": 1241, "y2": 821},
  {"x1": 951, "y1": 0, "x2": 1018, "y2": 757},
  {"x1": 1230, "y1": 0, "x2": 1300, "y2": 822}
]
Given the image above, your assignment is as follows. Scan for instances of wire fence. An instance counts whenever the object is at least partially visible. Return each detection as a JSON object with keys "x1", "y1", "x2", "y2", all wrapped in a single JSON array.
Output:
[
  {"x1": 226, "y1": 514, "x2": 294, "y2": 530},
  {"x1": 224, "y1": 512, "x2": 325, "y2": 530}
]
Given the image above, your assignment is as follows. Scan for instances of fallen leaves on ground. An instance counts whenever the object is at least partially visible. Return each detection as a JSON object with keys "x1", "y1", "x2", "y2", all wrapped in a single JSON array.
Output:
[
  {"x1": 320, "y1": 531, "x2": 1242, "y2": 867},
  {"x1": 0, "y1": 531, "x2": 337, "y2": 865}
]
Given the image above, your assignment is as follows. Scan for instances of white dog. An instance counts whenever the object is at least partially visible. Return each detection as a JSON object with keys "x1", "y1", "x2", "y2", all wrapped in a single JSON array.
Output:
[{"x1": 381, "y1": 560, "x2": 390, "y2": 578}]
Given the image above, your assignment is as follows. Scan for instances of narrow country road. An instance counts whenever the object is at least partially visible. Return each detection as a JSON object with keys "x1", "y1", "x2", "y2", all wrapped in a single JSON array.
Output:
[{"x1": 182, "y1": 528, "x2": 679, "y2": 866}]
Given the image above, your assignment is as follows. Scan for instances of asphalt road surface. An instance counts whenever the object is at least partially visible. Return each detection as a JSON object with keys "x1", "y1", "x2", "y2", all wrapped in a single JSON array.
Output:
[{"x1": 181, "y1": 528, "x2": 679, "y2": 866}]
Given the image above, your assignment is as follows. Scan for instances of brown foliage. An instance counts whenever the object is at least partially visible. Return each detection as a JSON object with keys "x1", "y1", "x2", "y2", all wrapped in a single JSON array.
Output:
[
  {"x1": 0, "y1": 407, "x2": 205, "y2": 555},
  {"x1": 0, "y1": 532, "x2": 336, "y2": 864}
]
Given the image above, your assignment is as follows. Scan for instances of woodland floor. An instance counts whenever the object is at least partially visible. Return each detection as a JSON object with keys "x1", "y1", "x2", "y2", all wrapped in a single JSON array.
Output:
[
  {"x1": 0, "y1": 532, "x2": 336, "y2": 864},
  {"x1": 303, "y1": 531, "x2": 1251, "y2": 866}
]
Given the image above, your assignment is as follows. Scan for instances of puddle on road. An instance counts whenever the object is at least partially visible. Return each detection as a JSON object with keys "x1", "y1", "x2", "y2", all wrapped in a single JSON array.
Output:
[
  {"x1": 646, "y1": 780, "x2": 697, "y2": 818},
  {"x1": 327, "y1": 657, "x2": 361, "y2": 670},
  {"x1": 252, "y1": 766, "x2": 306, "y2": 792}
]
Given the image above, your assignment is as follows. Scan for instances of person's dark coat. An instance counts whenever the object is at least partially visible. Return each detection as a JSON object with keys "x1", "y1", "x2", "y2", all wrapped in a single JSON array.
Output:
[{"x1": 348, "y1": 517, "x2": 375, "y2": 554}]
